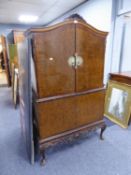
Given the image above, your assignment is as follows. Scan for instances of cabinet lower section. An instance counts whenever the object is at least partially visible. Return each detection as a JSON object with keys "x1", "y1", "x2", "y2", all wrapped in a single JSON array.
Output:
[{"x1": 33, "y1": 88, "x2": 106, "y2": 164}]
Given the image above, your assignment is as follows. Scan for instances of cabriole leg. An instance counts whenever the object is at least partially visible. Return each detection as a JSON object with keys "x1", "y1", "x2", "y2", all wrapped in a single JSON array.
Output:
[
  {"x1": 40, "y1": 150, "x2": 46, "y2": 166},
  {"x1": 100, "y1": 124, "x2": 106, "y2": 140}
]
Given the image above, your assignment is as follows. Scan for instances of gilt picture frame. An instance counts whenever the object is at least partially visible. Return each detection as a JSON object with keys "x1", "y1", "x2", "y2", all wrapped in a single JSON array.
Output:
[{"x1": 104, "y1": 80, "x2": 131, "y2": 128}]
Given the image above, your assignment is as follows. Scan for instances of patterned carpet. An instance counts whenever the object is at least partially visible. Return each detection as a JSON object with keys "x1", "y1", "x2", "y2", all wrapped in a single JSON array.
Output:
[{"x1": 0, "y1": 87, "x2": 131, "y2": 175}]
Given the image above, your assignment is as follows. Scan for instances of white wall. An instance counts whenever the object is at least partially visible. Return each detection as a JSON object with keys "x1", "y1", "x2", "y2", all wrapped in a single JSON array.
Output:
[
  {"x1": 110, "y1": 0, "x2": 131, "y2": 73},
  {"x1": 121, "y1": 20, "x2": 131, "y2": 71},
  {"x1": 0, "y1": 23, "x2": 41, "y2": 36},
  {"x1": 0, "y1": 24, "x2": 29, "y2": 36},
  {"x1": 50, "y1": 0, "x2": 112, "y2": 32}
]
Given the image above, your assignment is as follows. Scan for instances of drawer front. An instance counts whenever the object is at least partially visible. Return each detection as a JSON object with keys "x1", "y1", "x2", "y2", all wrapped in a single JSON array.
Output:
[
  {"x1": 36, "y1": 90, "x2": 105, "y2": 140},
  {"x1": 76, "y1": 90, "x2": 105, "y2": 127},
  {"x1": 36, "y1": 97, "x2": 77, "y2": 139}
]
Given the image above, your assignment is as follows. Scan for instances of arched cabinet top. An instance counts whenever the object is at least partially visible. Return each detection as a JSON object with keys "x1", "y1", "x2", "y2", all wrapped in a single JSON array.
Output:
[{"x1": 25, "y1": 14, "x2": 108, "y2": 37}]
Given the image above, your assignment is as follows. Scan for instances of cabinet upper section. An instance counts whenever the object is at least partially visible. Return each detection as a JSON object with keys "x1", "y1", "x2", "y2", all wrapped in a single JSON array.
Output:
[
  {"x1": 27, "y1": 14, "x2": 108, "y2": 99},
  {"x1": 26, "y1": 14, "x2": 108, "y2": 37}
]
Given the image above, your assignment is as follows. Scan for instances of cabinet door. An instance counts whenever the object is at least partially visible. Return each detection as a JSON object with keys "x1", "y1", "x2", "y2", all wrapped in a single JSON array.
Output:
[
  {"x1": 75, "y1": 23, "x2": 106, "y2": 92},
  {"x1": 36, "y1": 97, "x2": 77, "y2": 139},
  {"x1": 32, "y1": 23, "x2": 75, "y2": 98},
  {"x1": 76, "y1": 90, "x2": 105, "y2": 127}
]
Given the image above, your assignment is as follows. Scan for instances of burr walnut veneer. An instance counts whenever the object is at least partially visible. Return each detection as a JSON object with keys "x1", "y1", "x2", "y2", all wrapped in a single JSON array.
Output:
[{"x1": 19, "y1": 15, "x2": 108, "y2": 165}]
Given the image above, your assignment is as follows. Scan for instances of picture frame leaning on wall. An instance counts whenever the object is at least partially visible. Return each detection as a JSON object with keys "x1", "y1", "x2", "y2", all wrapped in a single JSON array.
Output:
[{"x1": 104, "y1": 80, "x2": 131, "y2": 128}]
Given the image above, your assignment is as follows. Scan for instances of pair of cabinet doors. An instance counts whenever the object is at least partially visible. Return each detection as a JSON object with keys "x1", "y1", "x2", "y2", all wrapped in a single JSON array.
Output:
[{"x1": 32, "y1": 21, "x2": 107, "y2": 98}]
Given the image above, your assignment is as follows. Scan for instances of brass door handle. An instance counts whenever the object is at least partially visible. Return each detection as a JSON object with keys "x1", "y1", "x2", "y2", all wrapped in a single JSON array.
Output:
[
  {"x1": 68, "y1": 55, "x2": 83, "y2": 69},
  {"x1": 76, "y1": 55, "x2": 83, "y2": 68},
  {"x1": 68, "y1": 56, "x2": 75, "y2": 67}
]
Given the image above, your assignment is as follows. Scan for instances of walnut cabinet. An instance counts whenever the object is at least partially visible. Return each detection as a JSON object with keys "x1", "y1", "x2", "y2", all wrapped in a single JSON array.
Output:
[{"x1": 18, "y1": 15, "x2": 108, "y2": 164}]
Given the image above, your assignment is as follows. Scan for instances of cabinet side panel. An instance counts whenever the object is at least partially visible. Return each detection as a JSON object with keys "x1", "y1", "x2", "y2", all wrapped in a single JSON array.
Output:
[
  {"x1": 13, "y1": 31, "x2": 25, "y2": 44},
  {"x1": 18, "y1": 39, "x2": 34, "y2": 164}
]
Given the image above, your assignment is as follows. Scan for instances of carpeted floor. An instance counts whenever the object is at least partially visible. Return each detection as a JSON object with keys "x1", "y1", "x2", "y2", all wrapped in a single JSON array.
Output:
[
  {"x1": 0, "y1": 87, "x2": 131, "y2": 175},
  {"x1": 0, "y1": 69, "x2": 7, "y2": 86}
]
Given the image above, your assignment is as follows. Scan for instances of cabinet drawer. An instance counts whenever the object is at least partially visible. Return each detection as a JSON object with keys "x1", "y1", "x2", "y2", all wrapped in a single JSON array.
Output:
[
  {"x1": 36, "y1": 97, "x2": 77, "y2": 139},
  {"x1": 76, "y1": 90, "x2": 105, "y2": 127},
  {"x1": 35, "y1": 90, "x2": 105, "y2": 140}
]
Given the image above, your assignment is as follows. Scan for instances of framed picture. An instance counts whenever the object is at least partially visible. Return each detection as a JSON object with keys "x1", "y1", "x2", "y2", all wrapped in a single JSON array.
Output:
[{"x1": 104, "y1": 80, "x2": 131, "y2": 128}]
